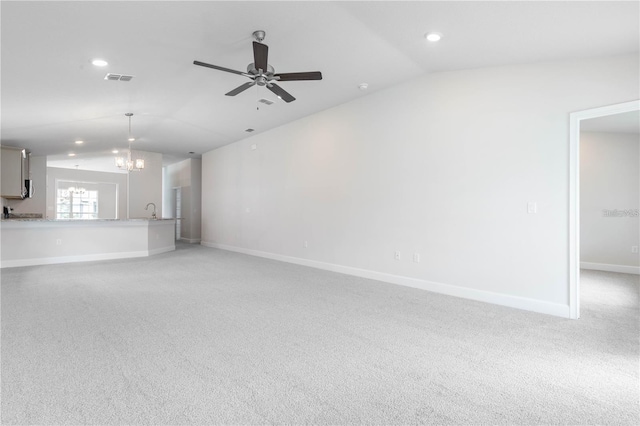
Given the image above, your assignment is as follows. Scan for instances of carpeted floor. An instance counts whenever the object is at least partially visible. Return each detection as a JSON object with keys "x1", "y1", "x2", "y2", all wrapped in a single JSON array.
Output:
[{"x1": 1, "y1": 243, "x2": 638, "y2": 425}]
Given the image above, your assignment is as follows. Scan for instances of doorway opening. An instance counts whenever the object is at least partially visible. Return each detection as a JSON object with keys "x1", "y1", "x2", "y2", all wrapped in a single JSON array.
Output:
[
  {"x1": 569, "y1": 100, "x2": 639, "y2": 319},
  {"x1": 174, "y1": 187, "x2": 182, "y2": 240}
]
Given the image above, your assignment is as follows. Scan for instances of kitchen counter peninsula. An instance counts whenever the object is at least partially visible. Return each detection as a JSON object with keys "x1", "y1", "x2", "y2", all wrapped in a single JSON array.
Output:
[{"x1": 0, "y1": 218, "x2": 176, "y2": 268}]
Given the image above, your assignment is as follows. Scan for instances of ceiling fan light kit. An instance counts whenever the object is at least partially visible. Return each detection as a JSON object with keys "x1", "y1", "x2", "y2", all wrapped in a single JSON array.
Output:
[{"x1": 193, "y1": 30, "x2": 322, "y2": 103}]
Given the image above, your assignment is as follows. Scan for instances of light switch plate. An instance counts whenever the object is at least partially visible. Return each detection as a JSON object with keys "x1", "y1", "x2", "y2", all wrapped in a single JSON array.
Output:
[{"x1": 527, "y1": 202, "x2": 537, "y2": 214}]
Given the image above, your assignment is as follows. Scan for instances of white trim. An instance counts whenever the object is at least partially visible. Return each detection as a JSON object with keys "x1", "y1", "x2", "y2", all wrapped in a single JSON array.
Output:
[
  {"x1": 202, "y1": 241, "x2": 570, "y2": 318},
  {"x1": 148, "y1": 246, "x2": 176, "y2": 256},
  {"x1": 581, "y1": 262, "x2": 640, "y2": 275},
  {"x1": 568, "y1": 100, "x2": 640, "y2": 319},
  {"x1": 179, "y1": 238, "x2": 201, "y2": 244},
  {"x1": 0, "y1": 246, "x2": 175, "y2": 268},
  {"x1": 1, "y1": 250, "x2": 149, "y2": 268}
]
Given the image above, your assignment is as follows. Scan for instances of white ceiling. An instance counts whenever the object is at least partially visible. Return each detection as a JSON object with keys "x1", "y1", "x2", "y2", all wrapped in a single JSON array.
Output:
[{"x1": 2, "y1": 1, "x2": 639, "y2": 169}]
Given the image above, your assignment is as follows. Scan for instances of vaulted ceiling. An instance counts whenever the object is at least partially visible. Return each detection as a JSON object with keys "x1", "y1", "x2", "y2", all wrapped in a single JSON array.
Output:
[{"x1": 2, "y1": 1, "x2": 638, "y2": 168}]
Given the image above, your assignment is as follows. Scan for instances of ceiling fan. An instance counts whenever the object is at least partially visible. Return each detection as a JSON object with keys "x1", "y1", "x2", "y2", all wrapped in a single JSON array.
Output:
[{"x1": 193, "y1": 30, "x2": 322, "y2": 103}]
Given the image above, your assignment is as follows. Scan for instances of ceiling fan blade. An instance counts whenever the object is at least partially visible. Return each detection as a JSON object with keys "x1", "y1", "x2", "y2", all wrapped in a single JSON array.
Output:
[
  {"x1": 267, "y1": 83, "x2": 296, "y2": 103},
  {"x1": 225, "y1": 81, "x2": 256, "y2": 96},
  {"x1": 193, "y1": 60, "x2": 248, "y2": 76},
  {"x1": 274, "y1": 71, "x2": 323, "y2": 81},
  {"x1": 253, "y1": 42, "x2": 269, "y2": 73}
]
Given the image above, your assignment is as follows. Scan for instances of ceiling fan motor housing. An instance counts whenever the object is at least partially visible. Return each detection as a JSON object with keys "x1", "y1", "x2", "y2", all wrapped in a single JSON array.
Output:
[
  {"x1": 193, "y1": 30, "x2": 322, "y2": 103},
  {"x1": 247, "y1": 63, "x2": 275, "y2": 86},
  {"x1": 248, "y1": 63, "x2": 274, "y2": 75}
]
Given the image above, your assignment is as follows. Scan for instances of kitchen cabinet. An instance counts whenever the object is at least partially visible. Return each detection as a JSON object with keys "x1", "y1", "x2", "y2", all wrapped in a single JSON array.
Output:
[{"x1": 1, "y1": 146, "x2": 26, "y2": 199}]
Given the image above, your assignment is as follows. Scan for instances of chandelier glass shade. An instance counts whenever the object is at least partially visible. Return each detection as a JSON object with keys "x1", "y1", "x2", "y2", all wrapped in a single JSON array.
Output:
[
  {"x1": 67, "y1": 186, "x2": 86, "y2": 195},
  {"x1": 115, "y1": 155, "x2": 145, "y2": 172},
  {"x1": 115, "y1": 113, "x2": 145, "y2": 172}
]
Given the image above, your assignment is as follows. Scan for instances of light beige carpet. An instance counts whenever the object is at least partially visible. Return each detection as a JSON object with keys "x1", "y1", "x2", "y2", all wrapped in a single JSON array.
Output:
[{"x1": 2, "y1": 244, "x2": 638, "y2": 424}]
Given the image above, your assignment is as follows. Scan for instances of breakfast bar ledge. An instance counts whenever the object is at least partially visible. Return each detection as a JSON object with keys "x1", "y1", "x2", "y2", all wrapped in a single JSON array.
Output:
[{"x1": 0, "y1": 219, "x2": 176, "y2": 268}]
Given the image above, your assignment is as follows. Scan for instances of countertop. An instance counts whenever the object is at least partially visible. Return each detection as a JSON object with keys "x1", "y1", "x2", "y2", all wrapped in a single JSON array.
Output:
[{"x1": 1, "y1": 218, "x2": 176, "y2": 222}]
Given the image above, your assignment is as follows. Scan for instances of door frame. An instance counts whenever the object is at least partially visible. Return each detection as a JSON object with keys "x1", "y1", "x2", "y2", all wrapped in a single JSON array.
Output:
[{"x1": 568, "y1": 99, "x2": 640, "y2": 319}]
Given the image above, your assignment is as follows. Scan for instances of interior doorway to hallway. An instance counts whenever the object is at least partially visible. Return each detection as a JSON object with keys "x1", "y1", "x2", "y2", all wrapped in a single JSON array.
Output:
[{"x1": 569, "y1": 100, "x2": 640, "y2": 319}]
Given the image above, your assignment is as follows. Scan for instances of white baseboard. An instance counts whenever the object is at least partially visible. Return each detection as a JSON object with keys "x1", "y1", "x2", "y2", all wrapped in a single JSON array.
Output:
[
  {"x1": 581, "y1": 262, "x2": 640, "y2": 275},
  {"x1": 201, "y1": 241, "x2": 570, "y2": 318},
  {"x1": 179, "y1": 238, "x2": 202, "y2": 244},
  {"x1": 1, "y1": 251, "x2": 149, "y2": 268},
  {"x1": 149, "y1": 245, "x2": 177, "y2": 256},
  {"x1": 1, "y1": 246, "x2": 175, "y2": 269}
]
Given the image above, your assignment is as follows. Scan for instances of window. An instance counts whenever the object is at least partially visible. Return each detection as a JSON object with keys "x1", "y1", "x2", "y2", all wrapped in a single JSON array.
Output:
[{"x1": 56, "y1": 187, "x2": 98, "y2": 220}]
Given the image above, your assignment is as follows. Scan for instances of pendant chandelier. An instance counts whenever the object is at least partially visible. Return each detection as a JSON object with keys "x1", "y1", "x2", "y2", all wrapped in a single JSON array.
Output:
[
  {"x1": 115, "y1": 113, "x2": 145, "y2": 172},
  {"x1": 67, "y1": 186, "x2": 86, "y2": 195}
]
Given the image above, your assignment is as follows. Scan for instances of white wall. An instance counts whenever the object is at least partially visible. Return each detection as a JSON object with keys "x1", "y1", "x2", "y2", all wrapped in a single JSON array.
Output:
[
  {"x1": 46, "y1": 167, "x2": 127, "y2": 219},
  {"x1": 580, "y1": 131, "x2": 639, "y2": 272},
  {"x1": 163, "y1": 158, "x2": 202, "y2": 242},
  {"x1": 201, "y1": 54, "x2": 639, "y2": 317}
]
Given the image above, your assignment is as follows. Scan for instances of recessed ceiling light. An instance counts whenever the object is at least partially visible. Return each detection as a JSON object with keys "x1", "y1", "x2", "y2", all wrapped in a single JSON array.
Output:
[
  {"x1": 75, "y1": 140, "x2": 84, "y2": 145},
  {"x1": 128, "y1": 137, "x2": 135, "y2": 142},
  {"x1": 358, "y1": 83, "x2": 369, "y2": 90},
  {"x1": 425, "y1": 32, "x2": 442, "y2": 42},
  {"x1": 92, "y1": 59, "x2": 108, "y2": 67},
  {"x1": 112, "y1": 150, "x2": 119, "y2": 154},
  {"x1": 68, "y1": 153, "x2": 76, "y2": 157}
]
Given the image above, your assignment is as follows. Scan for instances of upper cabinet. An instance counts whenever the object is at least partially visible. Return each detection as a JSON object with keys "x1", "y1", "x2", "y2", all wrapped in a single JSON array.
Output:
[{"x1": 1, "y1": 146, "x2": 27, "y2": 199}]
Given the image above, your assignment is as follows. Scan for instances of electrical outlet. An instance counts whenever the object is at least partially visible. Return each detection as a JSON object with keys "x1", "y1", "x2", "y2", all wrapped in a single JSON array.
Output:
[
  {"x1": 632, "y1": 246, "x2": 639, "y2": 254},
  {"x1": 56, "y1": 239, "x2": 62, "y2": 246},
  {"x1": 413, "y1": 253, "x2": 421, "y2": 263},
  {"x1": 394, "y1": 251, "x2": 401, "y2": 261},
  {"x1": 304, "y1": 241, "x2": 308, "y2": 248},
  {"x1": 527, "y1": 202, "x2": 537, "y2": 214}
]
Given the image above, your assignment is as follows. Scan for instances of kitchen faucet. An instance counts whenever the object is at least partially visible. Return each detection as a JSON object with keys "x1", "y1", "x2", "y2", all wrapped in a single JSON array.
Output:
[{"x1": 145, "y1": 202, "x2": 157, "y2": 220}]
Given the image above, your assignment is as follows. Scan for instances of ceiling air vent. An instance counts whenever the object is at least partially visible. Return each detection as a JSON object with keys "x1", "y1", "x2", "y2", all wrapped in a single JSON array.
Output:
[
  {"x1": 104, "y1": 73, "x2": 134, "y2": 81},
  {"x1": 258, "y1": 98, "x2": 274, "y2": 106}
]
